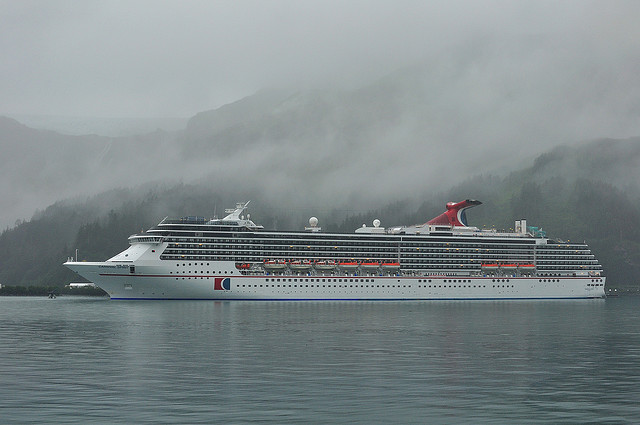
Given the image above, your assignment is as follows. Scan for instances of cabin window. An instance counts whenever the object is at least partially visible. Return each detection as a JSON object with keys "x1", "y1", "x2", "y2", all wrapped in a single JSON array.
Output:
[{"x1": 129, "y1": 266, "x2": 135, "y2": 274}]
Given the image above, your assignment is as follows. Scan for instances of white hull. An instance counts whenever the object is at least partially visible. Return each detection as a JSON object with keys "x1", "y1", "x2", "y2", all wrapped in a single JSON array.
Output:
[{"x1": 64, "y1": 260, "x2": 606, "y2": 300}]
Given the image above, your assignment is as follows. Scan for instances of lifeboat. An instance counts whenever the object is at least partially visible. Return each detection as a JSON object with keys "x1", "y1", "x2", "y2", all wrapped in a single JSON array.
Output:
[
  {"x1": 338, "y1": 261, "x2": 359, "y2": 271},
  {"x1": 481, "y1": 263, "x2": 499, "y2": 272},
  {"x1": 314, "y1": 260, "x2": 336, "y2": 271},
  {"x1": 381, "y1": 262, "x2": 400, "y2": 271},
  {"x1": 235, "y1": 262, "x2": 252, "y2": 270},
  {"x1": 360, "y1": 261, "x2": 380, "y2": 270},
  {"x1": 263, "y1": 260, "x2": 287, "y2": 271},
  {"x1": 501, "y1": 264, "x2": 518, "y2": 272},
  {"x1": 289, "y1": 260, "x2": 312, "y2": 271},
  {"x1": 518, "y1": 264, "x2": 536, "y2": 274}
]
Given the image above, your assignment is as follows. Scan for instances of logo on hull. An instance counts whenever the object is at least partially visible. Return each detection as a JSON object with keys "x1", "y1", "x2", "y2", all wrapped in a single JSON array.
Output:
[{"x1": 214, "y1": 277, "x2": 231, "y2": 291}]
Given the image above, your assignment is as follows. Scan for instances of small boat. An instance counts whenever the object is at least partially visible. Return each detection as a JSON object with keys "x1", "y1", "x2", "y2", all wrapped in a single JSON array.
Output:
[
  {"x1": 338, "y1": 261, "x2": 359, "y2": 270},
  {"x1": 263, "y1": 260, "x2": 287, "y2": 271},
  {"x1": 501, "y1": 264, "x2": 518, "y2": 271},
  {"x1": 381, "y1": 262, "x2": 400, "y2": 270},
  {"x1": 518, "y1": 264, "x2": 536, "y2": 274},
  {"x1": 481, "y1": 263, "x2": 499, "y2": 271},
  {"x1": 235, "y1": 262, "x2": 252, "y2": 270},
  {"x1": 314, "y1": 260, "x2": 336, "y2": 271},
  {"x1": 289, "y1": 260, "x2": 313, "y2": 271},
  {"x1": 360, "y1": 261, "x2": 380, "y2": 270}
]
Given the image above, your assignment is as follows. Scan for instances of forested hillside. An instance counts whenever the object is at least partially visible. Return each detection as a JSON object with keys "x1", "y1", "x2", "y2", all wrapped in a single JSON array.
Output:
[{"x1": 0, "y1": 139, "x2": 638, "y2": 289}]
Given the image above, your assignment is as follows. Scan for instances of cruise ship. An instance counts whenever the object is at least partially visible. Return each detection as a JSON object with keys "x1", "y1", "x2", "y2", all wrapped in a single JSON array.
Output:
[{"x1": 64, "y1": 200, "x2": 606, "y2": 300}]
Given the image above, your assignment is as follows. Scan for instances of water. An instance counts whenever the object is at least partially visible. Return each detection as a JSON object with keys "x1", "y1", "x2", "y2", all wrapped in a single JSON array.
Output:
[{"x1": 0, "y1": 296, "x2": 638, "y2": 424}]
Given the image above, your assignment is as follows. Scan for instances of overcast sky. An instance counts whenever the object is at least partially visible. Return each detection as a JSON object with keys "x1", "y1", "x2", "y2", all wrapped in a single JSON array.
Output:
[{"x1": 1, "y1": 0, "x2": 638, "y2": 118}]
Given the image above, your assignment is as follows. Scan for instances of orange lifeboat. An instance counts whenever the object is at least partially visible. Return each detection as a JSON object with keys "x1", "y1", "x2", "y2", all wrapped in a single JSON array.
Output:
[
  {"x1": 338, "y1": 261, "x2": 359, "y2": 271},
  {"x1": 381, "y1": 262, "x2": 400, "y2": 271},
  {"x1": 360, "y1": 261, "x2": 380, "y2": 271},
  {"x1": 263, "y1": 260, "x2": 287, "y2": 271},
  {"x1": 518, "y1": 264, "x2": 536, "y2": 274},
  {"x1": 289, "y1": 260, "x2": 312, "y2": 271},
  {"x1": 501, "y1": 263, "x2": 518, "y2": 271},
  {"x1": 314, "y1": 260, "x2": 336, "y2": 271},
  {"x1": 481, "y1": 263, "x2": 499, "y2": 271}
]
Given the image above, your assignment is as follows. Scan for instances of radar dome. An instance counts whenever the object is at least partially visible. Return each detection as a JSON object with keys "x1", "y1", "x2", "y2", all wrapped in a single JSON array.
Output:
[
  {"x1": 309, "y1": 217, "x2": 319, "y2": 227},
  {"x1": 373, "y1": 219, "x2": 381, "y2": 228}
]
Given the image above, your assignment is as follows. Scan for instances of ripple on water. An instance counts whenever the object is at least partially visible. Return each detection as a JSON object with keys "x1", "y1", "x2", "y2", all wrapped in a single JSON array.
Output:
[{"x1": 0, "y1": 296, "x2": 638, "y2": 424}]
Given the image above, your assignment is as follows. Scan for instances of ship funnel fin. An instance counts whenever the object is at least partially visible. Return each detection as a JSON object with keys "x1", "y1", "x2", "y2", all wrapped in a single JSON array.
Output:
[{"x1": 426, "y1": 199, "x2": 482, "y2": 227}]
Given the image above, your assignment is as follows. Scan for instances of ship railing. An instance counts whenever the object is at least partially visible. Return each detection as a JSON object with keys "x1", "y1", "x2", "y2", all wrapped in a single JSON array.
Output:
[
  {"x1": 160, "y1": 218, "x2": 209, "y2": 225},
  {"x1": 128, "y1": 235, "x2": 164, "y2": 244}
]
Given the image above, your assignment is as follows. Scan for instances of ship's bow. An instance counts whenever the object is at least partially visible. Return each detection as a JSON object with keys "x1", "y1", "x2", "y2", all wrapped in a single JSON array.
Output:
[{"x1": 64, "y1": 261, "x2": 119, "y2": 297}]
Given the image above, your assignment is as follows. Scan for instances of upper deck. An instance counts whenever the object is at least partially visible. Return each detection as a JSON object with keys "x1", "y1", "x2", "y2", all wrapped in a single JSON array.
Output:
[{"x1": 125, "y1": 200, "x2": 602, "y2": 278}]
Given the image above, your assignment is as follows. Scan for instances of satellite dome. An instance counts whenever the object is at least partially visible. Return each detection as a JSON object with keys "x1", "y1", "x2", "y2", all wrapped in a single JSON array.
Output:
[
  {"x1": 309, "y1": 217, "x2": 319, "y2": 227},
  {"x1": 373, "y1": 219, "x2": 381, "y2": 228}
]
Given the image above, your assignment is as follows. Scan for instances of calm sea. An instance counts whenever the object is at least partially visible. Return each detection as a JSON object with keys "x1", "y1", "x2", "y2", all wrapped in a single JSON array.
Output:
[{"x1": 0, "y1": 296, "x2": 638, "y2": 424}]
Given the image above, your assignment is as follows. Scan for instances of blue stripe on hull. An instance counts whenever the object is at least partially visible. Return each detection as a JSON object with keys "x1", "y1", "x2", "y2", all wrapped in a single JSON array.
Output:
[{"x1": 109, "y1": 296, "x2": 604, "y2": 301}]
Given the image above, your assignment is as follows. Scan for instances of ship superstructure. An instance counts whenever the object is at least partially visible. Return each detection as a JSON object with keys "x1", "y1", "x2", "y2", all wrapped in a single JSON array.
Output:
[{"x1": 64, "y1": 200, "x2": 606, "y2": 300}]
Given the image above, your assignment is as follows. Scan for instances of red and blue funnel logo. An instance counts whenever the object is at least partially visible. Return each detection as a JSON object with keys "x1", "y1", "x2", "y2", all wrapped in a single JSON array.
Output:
[{"x1": 214, "y1": 277, "x2": 230, "y2": 291}]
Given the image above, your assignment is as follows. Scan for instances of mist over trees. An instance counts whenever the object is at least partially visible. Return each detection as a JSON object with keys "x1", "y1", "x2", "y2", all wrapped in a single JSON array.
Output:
[{"x1": 3, "y1": 42, "x2": 640, "y2": 230}]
